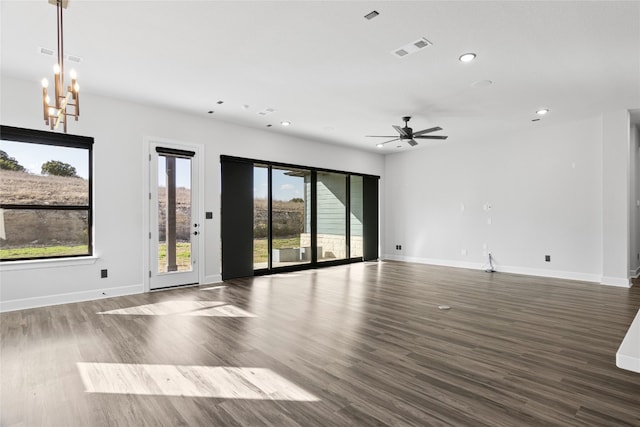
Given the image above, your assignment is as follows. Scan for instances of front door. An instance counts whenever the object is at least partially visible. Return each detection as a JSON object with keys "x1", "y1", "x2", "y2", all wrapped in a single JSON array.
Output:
[{"x1": 149, "y1": 143, "x2": 199, "y2": 290}]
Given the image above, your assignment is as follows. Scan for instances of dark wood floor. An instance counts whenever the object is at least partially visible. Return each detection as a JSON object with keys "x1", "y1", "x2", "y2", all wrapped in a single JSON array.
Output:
[{"x1": 2, "y1": 261, "x2": 639, "y2": 426}]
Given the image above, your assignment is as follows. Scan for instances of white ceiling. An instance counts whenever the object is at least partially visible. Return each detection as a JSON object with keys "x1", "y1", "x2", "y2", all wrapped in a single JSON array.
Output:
[{"x1": 2, "y1": 1, "x2": 639, "y2": 152}]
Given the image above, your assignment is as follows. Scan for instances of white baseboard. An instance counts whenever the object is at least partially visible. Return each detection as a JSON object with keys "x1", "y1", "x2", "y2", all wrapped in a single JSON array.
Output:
[
  {"x1": 383, "y1": 254, "x2": 604, "y2": 284},
  {"x1": 0, "y1": 284, "x2": 143, "y2": 313},
  {"x1": 600, "y1": 276, "x2": 632, "y2": 288},
  {"x1": 630, "y1": 266, "x2": 640, "y2": 278},
  {"x1": 204, "y1": 274, "x2": 223, "y2": 285},
  {"x1": 383, "y1": 254, "x2": 484, "y2": 271}
]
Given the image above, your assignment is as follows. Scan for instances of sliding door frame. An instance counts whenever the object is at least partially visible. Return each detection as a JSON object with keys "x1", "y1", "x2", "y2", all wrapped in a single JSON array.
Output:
[{"x1": 220, "y1": 155, "x2": 379, "y2": 278}]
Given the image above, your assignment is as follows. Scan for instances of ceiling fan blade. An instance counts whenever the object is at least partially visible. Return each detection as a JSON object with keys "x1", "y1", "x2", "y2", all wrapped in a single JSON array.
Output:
[
  {"x1": 392, "y1": 125, "x2": 408, "y2": 137},
  {"x1": 366, "y1": 135, "x2": 400, "y2": 138},
  {"x1": 382, "y1": 138, "x2": 400, "y2": 144},
  {"x1": 407, "y1": 139, "x2": 418, "y2": 147},
  {"x1": 414, "y1": 135, "x2": 448, "y2": 140},
  {"x1": 413, "y1": 126, "x2": 443, "y2": 136}
]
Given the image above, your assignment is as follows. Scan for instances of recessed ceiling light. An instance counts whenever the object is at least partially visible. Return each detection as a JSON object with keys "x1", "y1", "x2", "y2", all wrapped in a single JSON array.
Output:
[
  {"x1": 376, "y1": 143, "x2": 384, "y2": 148},
  {"x1": 536, "y1": 108, "x2": 549, "y2": 115},
  {"x1": 217, "y1": 100, "x2": 224, "y2": 105},
  {"x1": 281, "y1": 121, "x2": 291, "y2": 126},
  {"x1": 532, "y1": 118, "x2": 540, "y2": 122},
  {"x1": 459, "y1": 53, "x2": 476, "y2": 63},
  {"x1": 470, "y1": 79, "x2": 492, "y2": 88},
  {"x1": 207, "y1": 110, "x2": 214, "y2": 114},
  {"x1": 266, "y1": 124, "x2": 272, "y2": 127}
]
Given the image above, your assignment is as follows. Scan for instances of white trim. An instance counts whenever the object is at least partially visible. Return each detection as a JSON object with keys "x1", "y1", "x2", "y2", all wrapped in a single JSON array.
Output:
[
  {"x1": 383, "y1": 254, "x2": 484, "y2": 271},
  {"x1": 630, "y1": 266, "x2": 640, "y2": 278},
  {"x1": 0, "y1": 284, "x2": 142, "y2": 313},
  {"x1": 204, "y1": 274, "x2": 223, "y2": 285},
  {"x1": 600, "y1": 276, "x2": 632, "y2": 288},
  {"x1": 0, "y1": 256, "x2": 98, "y2": 271},
  {"x1": 383, "y1": 254, "x2": 602, "y2": 284}
]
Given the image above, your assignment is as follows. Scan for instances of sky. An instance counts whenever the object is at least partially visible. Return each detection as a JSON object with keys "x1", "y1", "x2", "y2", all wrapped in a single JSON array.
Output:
[
  {"x1": 1, "y1": 139, "x2": 89, "y2": 179},
  {"x1": 157, "y1": 156, "x2": 191, "y2": 189},
  {"x1": 254, "y1": 168, "x2": 305, "y2": 201}
]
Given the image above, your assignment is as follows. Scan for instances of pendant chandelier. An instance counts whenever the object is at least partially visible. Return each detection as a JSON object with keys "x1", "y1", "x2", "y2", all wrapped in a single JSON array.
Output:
[{"x1": 41, "y1": 0, "x2": 79, "y2": 133}]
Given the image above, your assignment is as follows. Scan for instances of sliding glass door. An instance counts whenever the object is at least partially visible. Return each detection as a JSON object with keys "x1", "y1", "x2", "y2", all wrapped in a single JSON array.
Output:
[
  {"x1": 253, "y1": 165, "x2": 269, "y2": 270},
  {"x1": 317, "y1": 172, "x2": 347, "y2": 263},
  {"x1": 221, "y1": 156, "x2": 378, "y2": 280},
  {"x1": 271, "y1": 167, "x2": 311, "y2": 268},
  {"x1": 350, "y1": 175, "x2": 364, "y2": 258}
]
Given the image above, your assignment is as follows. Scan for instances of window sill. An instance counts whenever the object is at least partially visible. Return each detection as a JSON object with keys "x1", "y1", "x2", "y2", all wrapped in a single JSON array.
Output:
[{"x1": 0, "y1": 256, "x2": 99, "y2": 271}]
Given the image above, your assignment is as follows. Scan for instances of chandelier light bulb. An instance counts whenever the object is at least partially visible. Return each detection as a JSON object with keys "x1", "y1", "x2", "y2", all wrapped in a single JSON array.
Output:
[
  {"x1": 74, "y1": 82, "x2": 80, "y2": 92},
  {"x1": 48, "y1": 107, "x2": 56, "y2": 116},
  {"x1": 53, "y1": 63, "x2": 61, "y2": 74},
  {"x1": 41, "y1": 78, "x2": 49, "y2": 88},
  {"x1": 70, "y1": 69, "x2": 77, "y2": 80},
  {"x1": 45, "y1": 95, "x2": 50, "y2": 104}
]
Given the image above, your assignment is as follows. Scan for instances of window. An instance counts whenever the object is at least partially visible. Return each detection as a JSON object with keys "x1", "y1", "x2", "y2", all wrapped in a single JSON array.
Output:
[{"x1": 0, "y1": 126, "x2": 93, "y2": 261}]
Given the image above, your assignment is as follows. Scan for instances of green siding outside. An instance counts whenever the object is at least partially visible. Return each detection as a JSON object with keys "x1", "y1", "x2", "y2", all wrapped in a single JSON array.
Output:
[{"x1": 304, "y1": 173, "x2": 363, "y2": 237}]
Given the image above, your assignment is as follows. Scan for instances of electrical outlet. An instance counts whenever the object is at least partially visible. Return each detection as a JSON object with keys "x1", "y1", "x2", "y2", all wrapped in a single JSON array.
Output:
[
  {"x1": 398, "y1": 245, "x2": 402, "y2": 250},
  {"x1": 545, "y1": 255, "x2": 550, "y2": 262},
  {"x1": 101, "y1": 269, "x2": 108, "y2": 278}
]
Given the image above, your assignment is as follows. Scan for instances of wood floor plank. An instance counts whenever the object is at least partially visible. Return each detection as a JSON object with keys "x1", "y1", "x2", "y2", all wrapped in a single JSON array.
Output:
[{"x1": 1, "y1": 261, "x2": 639, "y2": 426}]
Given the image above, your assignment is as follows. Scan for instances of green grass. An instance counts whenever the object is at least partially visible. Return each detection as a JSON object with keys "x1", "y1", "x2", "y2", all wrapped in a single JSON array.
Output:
[
  {"x1": 158, "y1": 242, "x2": 192, "y2": 271},
  {"x1": 0, "y1": 243, "x2": 192, "y2": 269},
  {"x1": 0, "y1": 245, "x2": 89, "y2": 260},
  {"x1": 253, "y1": 237, "x2": 300, "y2": 263}
]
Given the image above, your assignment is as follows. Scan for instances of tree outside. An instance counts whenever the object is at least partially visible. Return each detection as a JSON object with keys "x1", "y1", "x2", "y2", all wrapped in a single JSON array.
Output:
[
  {"x1": 0, "y1": 150, "x2": 26, "y2": 172},
  {"x1": 41, "y1": 160, "x2": 79, "y2": 177}
]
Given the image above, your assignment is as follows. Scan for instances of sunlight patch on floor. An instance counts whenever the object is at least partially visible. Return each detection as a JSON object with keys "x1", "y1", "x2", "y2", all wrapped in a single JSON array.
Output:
[
  {"x1": 77, "y1": 363, "x2": 319, "y2": 401},
  {"x1": 97, "y1": 300, "x2": 256, "y2": 317},
  {"x1": 200, "y1": 285, "x2": 227, "y2": 291}
]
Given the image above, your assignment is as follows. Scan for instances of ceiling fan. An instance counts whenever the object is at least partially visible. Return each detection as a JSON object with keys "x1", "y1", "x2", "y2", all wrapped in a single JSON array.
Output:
[{"x1": 367, "y1": 116, "x2": 448, "y2": 147}]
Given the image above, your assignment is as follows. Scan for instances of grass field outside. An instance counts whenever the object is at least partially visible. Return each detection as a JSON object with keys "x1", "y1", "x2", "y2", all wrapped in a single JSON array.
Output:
[
  {"x1": 0, "y1": 245, "x2": 89, "y2": 260},
  {"x1": 254, "y1": 236, "x2": 301, "y2": 264},
  {"x1": 157, "y1": 242, "x2": 192, "y2": 272}
]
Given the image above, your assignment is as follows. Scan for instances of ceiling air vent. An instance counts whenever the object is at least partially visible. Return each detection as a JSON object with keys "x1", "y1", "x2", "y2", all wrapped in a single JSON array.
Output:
[
  {"x1": 257, "y1": 108, "x2": 276, "y2": 116},
  {"x1": 391, "y1": 37, "x2": 432, "y2": 58},
  {"x1": 39, "y1": 47, "x2": 55, "y2": 56},
  {"x1": 66, "y1": 54, "x2": 82, "y2": 64},
  {"x1": 364, "y1": 10, "x2": 379, "y2": 20},
  {"x1": 414, "y1": 39, "x2": 429, "y2": 49}
]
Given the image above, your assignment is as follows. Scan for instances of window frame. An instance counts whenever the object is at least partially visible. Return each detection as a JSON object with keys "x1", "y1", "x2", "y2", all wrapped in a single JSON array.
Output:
[{"x1": 0, "y1": 125, "x2": 94, "y2": 262}]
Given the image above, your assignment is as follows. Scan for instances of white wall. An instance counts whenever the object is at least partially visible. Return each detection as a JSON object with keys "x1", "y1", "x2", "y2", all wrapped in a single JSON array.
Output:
[
  {"x1": 384, "y1": 115, "x2": 609, "y2": 283},
  {"x1": 0, "y1": 76, "x2": 385, "y2": 311}
]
